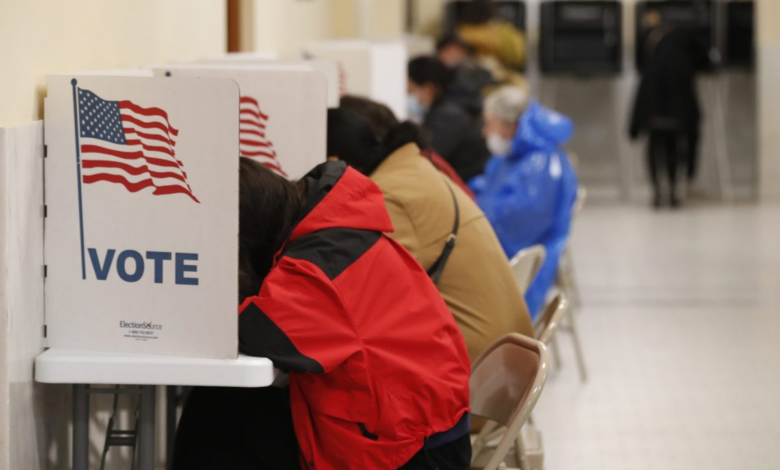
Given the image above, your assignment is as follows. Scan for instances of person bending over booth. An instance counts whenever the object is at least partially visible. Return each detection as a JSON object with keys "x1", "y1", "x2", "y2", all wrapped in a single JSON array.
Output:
[
  {"x1": 407, "y1": 56, "x2": 490, "y2": 182},
  {"x1": 470, "y1": 86, "x2": 579, "y2": 319},
  {"x1": 327, "y1": 105, "x2": 534, "y2": 361},
  {"x1": 174, "y1": 159, "x2": 471, "y2": 470}
]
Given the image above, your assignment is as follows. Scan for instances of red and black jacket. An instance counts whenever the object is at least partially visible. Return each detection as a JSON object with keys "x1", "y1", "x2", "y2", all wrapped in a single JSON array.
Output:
[{"x1": 239, "y1": 162, "x2": 471, "y2": 469}]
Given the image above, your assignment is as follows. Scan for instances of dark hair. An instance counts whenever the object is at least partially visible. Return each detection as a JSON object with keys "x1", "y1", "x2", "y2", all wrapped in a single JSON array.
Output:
[
  {"x1": 239, "y1": 158, "x2": 304, "y2": 302},
  {"x1": 436, "y1": 33, "x2": 470, "y2": 53},
  {"x1": 327, "y1": 107, "x2": 428, "y2": 175},
  {"x1": 326, "y1": 108, "x2": 381, "y2": 175},
  {"x1": 339, "y1": 95, "x2": 399, "y2": 141},
  {"x1": 408, "y1": 56, "x2": 451, "y2": 90}
]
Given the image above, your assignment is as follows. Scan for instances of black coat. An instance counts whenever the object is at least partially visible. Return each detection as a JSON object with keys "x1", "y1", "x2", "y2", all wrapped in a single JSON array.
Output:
[
  {"x1": 630, "y1": 27, "x2": 710, "y2": 139},
  {"x1": 424, "y1": 96, "x2": 490, "y2": 182}
]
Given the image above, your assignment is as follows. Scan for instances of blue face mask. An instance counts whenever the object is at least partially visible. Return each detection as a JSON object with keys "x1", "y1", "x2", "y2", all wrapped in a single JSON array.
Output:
[{"x1": 407, "y1": 95, "x2": 428, "y2": 124}]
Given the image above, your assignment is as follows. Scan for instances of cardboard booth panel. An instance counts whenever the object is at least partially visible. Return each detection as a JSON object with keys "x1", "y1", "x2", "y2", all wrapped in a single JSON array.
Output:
[
  {"x1": 197, "y1": 56, "x2": 341, "y2": 107},
  {"x1": 369, "y1": 41, "x2": 408, "y2": 121},
  {"x1": 154, "y1": 66, "x2": 328, "y2": 181},
  {"x1": 44, "y1": 76, "x2": 239, "y2": 359},
  {"x1": 65, "y1": 69, "x2": 154, "y2": 77},
  {"x1": 304, "y1": 39, "x2": 408, "y2": 120},
  {"x1": 204, "y1": 51, "x2": 279, "y2": 62},
  {"x1": 0, "y1": 121, "x2": 47, "y2": 470}
]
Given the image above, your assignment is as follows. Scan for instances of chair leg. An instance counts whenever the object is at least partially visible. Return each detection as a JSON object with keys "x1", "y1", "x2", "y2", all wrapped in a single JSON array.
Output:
[
  {"x1": 567, "y1": 311, "x2": 588, "y2": 382},
  {"x1": 563, "y1": 250, "x2": 583, "y2": 313},
  {"x1": 515, "y1": 432, "x2": 528, "y2": 470},
  {"x1": 472, "y1": 420, "x2": 500, "y2": 463},
  {"x1": 550, "y1": 337, "x2": 562, "y2": 370},
  {"x1": 558, "y1": 250, "x2": 582, "y2": 314}
]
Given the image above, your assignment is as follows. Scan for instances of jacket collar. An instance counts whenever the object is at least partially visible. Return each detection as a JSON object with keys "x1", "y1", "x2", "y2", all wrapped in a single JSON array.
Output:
[
  {"x1": 372, "y1": 143, "x2": 421, "y2": 175},
  {"x1": 290, "y1": 161, "x2": 394, "y2": 242}
]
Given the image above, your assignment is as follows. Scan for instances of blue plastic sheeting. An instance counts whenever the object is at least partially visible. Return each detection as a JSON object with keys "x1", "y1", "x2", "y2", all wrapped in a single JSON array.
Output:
[{"x1": 470, "y1": 101, "x2": 579, "y2": 318}]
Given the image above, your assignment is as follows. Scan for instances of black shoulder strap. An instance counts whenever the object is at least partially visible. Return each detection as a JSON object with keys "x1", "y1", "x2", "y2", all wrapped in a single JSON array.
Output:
[{"x1": 427, "y1": 180, "x2": 460, "y2": 285}]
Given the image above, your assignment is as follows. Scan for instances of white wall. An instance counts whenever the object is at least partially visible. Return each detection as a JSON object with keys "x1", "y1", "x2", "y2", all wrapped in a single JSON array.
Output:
[
  {"x1": 240, "y1": 0, "x2": 406, "y2": 58},
  {"x1": 0, "y1": 0, "x2": 227, "y2": 126},
  {"x1": 243, "y1": 0, "x2": 338, "y2": 57}
]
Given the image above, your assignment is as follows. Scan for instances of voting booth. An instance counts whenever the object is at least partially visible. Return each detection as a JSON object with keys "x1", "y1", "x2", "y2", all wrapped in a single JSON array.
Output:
[
  {"x1": 197, "y1": 55, "x2": 341, "y2": 107},
  {"x1": 44, "y1": 75, "x2": 240, "y2": 360},
  {"x1": 304, "y1": 39, "x2": 408, "y2": 120},
  {"x1": 153, "y1": 65, "x2": 328, "y2": 181},
  {"x1": 39, "y1": 73, "x2": 302, "y2": 470},
  {"x1": 539, "y1": 0, "x2": 622, "y2": 75}
]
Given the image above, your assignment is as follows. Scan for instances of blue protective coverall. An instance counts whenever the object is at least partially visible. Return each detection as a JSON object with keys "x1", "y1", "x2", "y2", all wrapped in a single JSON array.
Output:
[{"x1": 470, "y1": 101, "x2": 578, "y2": 318}]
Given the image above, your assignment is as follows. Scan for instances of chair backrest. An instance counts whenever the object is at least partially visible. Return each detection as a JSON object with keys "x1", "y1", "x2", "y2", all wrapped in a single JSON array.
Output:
[
  {"x1": 533, "y1": 294, "x2": 568, "y2": 344},
  {"x1": 470, "y1": 334, "x2": 550, "y2": 470},
  {"x1": 509, "y1": 245, "x2": 546, "y2": 293}
]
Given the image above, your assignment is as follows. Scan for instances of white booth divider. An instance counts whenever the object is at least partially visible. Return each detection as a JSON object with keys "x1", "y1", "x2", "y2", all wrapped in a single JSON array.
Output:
[
  {"x1": 197, "y1": 55, "x2": 341, "y2": 108},
  {"x1": 44, "y1": 76, "x2": 240, "y2": 359},
  {"x1": 153, "y1": 65, "x2": 328, "y2": 181},
  {"x1": 0, "y1": 121, "x2": 59, "y2": 470},
  {"x1": 304, "y1": 39, "x2": 408, "y2": 120}
]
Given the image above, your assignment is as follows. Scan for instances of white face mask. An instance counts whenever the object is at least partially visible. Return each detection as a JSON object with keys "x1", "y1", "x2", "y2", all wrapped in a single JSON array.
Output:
[
  {"x1": 487, "y1": 134, "x2": 512, "y2": 157},
  {"x1": 407, "y1": 95, "x2": 427, "y2": 124}
]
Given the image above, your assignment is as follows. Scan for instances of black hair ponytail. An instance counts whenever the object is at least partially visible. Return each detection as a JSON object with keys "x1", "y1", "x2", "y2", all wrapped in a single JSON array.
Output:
[
  {"x1": 327, "y1": 108, "x2": 431, "y2": 176},
  {"x1": 377, "y1": 122, "x2": 428, "y2": 160}
]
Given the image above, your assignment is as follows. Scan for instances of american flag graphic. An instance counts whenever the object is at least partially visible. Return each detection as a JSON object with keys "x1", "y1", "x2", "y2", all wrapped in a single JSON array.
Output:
[
  {"x1": 77, "y1": 88, "x2": 199, "y2": 203},
  {"x1": 239, "y1": 96, "x2": 286, "y2": 176}
]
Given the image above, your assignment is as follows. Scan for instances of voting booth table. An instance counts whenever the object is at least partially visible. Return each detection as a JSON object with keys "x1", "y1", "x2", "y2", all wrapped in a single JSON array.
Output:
[{"x1": 36, "y1": 70, "x2": 327, "y2": 469}]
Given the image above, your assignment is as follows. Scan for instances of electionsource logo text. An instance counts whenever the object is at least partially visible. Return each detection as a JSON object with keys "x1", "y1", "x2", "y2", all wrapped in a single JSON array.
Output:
[{"x1": 119, "y1": 321, "x2": 163, "y2": 330}]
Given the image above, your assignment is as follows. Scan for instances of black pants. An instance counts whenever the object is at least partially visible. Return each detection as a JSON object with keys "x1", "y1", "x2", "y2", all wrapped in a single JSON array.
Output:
[
  {"x1": 173, "y1": 386, "x2": 300, "y2": 470},
  {"x1": 399, "y1": 433, "x2": 472, "y2": 470},
  {"x1": 173, "y1": 387, "x2": 471, "y2": 470},
  {"x1": 648, "y1": 130, "x2": 687, "y2": 201}
]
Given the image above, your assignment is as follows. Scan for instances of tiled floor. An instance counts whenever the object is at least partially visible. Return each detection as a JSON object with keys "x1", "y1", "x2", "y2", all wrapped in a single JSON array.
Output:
[{"x1": 533, "y1": 202, "x2": 780, "y2": 470}]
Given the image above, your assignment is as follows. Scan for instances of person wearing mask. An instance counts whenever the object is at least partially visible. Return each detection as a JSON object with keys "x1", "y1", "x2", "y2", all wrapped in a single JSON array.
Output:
[
  {"x1": 327, "y1": 106, "x2": 535, "y2": 360},
  {"x1": 174, "y1": 158, "x2": 472, "y2": 470},
  {"x1": 408, "y1": 56, "x2": 490, "y2": 182},
  {"x1": 630, "y1": 13, "x2": 711, "y2": 207},
  {"x1": 340, "y1": 95, "x2": 475, "y2": 200},
  {"x1": 470, "y1": 86, "x2": 579, "y2": 318}
]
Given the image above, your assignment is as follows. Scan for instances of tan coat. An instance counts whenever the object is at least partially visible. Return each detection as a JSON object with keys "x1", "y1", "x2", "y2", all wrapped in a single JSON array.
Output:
[{"x1": 371, "y1": 143, "x2": 534, "y2": 360}]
